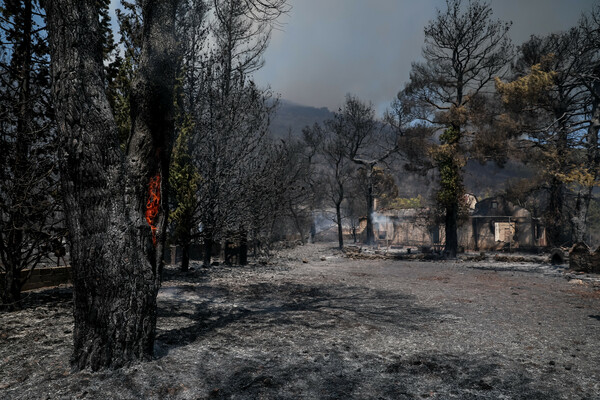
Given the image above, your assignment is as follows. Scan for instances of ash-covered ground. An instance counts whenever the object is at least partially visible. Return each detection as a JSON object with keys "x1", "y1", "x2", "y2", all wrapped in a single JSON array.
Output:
[{"x1": 1, "y1": 243, "x2": 600, "y2": 399}]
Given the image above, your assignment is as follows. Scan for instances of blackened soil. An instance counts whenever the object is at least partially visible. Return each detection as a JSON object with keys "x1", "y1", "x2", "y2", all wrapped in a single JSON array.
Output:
[{"x1": 1, "y1": 243, "x2": 599, "y2": 399}]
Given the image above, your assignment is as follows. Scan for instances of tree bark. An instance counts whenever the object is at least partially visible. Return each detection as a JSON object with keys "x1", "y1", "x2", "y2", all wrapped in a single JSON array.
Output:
[
  {"x1": 546, "y1": 122, "x2": 570, "y2": 246},
  {"x1": 546, "y1": 176, "x2": 564, "y2": 247},
  {"x1": 365, "y1": 170, "x2": 375, "y2": 246},
  {"x1": 444, "y1": 202, "x2": 458, "y2": 258},
  {"x1": 289, "y1": 202, "x2": 305, "y2": 244},
  {"x1": 309, "y1": 215, "x2": 316, "y2": 244},
  {"x1": 239, "y1": 229, "x2": 248, "y2": 265},
  {"x1": 335, "y1": 202, "x2": 343, "y2": 249},
  {"x1": 1, "y1": 269, "x2": 22, "y2": 310},
  {"x1": 224, "y1": 237, "x2": 234, "y2": 265},
  {"x1": 47, "y1": 0, "x2": 178, "y2": 370},
  {"x1": 440, "y1": 129, "x2": 461, "y2": 259},
  {"x1": 181, "y1": 243, "x2": 190, "y2": 272}
]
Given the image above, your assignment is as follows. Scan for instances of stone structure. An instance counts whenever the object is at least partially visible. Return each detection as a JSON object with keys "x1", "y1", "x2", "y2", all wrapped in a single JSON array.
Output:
[
  {"x1": 468, "y1": 196, "x2": 547, "y2": 251},
  {"x1": 365, "y1": 195, "x2": 547, "y2": 251}
]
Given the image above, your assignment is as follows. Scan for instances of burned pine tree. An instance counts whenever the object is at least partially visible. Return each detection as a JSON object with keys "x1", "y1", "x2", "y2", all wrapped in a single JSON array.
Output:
[
  {"x1": 402, "y1": 0, "x2": 512, "y2": 257},
  {"x1": 181, "y1": 0, "x2": 284, "y2": 266},
  {"x1": 46, "y1": 0, "x2": 178, "y2": 370},
  {"x1": 169, "y1": 116, "x2": 202, "y2": 271},
  {"x1": 169, "y1": 1, "x2": 208, "y2": 272},
  {"x1": 0, "y1": 0, "x2": 62, "y2": 309}
]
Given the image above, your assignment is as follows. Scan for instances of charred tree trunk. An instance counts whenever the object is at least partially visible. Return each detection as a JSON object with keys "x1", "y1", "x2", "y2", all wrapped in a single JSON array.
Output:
[
  {"x1": 547, "y1": 124, "x2": 570, "y2": 246},
  {"x1": 1, "y1": 269, "x2": 23, "y2": 310},
  {"x1": 177, "y1": 223, "x2": 192, "y2": 272},
  {"x1": 309, "y1": 216, "x2": 316, "y2": 244},
  {"x1": 546, "y1": 175, "x2": 565, "y2": 247},
  {"x1": 224, "y1": 237, "x2": 234, "y2": 265},
  {"x1": 252, "y1": 228, "x2": 258, "y2": 258},
  {"x1": 444, "y1": 202, "x2": 458, "y2": 258},
  {"x1": 180, "y1": 243, "x2": 190, "y2": 272},
  {"x1": 335, "y1": 202, "x2": 343, "y2": 249},
  {"x1": 239, "y1": 229, "x2": 248, "y2": 266},
  {"x1": 438, "y1": 125, "x2": 462, "y2": 259},
  {"x1": 365, "y1": 171, "x2": 375, "y2": 246},
  {"x1": 47, "y1": 0, "x2": 178, "y2": 370}
]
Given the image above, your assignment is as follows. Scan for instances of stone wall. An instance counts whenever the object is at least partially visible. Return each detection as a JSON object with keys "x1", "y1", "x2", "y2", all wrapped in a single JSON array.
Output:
[{"x1": 0, "y1": 266, "x2": 72, "y2": 292}]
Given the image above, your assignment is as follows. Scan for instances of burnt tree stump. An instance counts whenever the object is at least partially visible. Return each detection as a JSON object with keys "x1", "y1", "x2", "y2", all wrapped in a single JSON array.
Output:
[{"x1": 569, "y1": 243, "x2": 600, "y2": 273}]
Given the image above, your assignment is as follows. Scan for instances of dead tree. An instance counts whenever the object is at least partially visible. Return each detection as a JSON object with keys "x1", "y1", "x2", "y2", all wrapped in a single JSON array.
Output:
[
  {"x1": 304, "y1": 118, "x2": 352, "y2": 249},
  {"x1": 46, "y1": 0, "x2": 178, "y2": 370},
  {"x1": 342, "y1": 96, "x2": 399, "y2": 246},
  {"x1": 0, "y1": 0, "x2": 62, "y2": 309},
  {"x1": 188, "y1": 0, "x2": 285, "y2": 265}
]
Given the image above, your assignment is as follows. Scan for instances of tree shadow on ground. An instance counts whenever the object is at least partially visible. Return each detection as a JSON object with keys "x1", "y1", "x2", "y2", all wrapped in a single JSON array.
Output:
[
  {"x1": 380, "y1": 353, "x2": 559, "y2": 399},
  {"x1": 203, "y1": 351, "x2": 560, "y2": 400},
  {"x1": 161, "y1": 265, "x2": 212, "y2": 284},
  {"x1": 0, "y1": 286, "x2": 73, "y2": 312},
  {"x1": 155, "y1": 281, "x2": 437, "y2": 355},
  {"x1": 153, "y1": 272, "x2": 572, "y2": 399}
]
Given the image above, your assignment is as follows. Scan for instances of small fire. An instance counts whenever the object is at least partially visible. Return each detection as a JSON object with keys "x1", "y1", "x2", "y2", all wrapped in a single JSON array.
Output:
[{"x1": 145, "y1": 174, "x2": 161, "y2": 246}]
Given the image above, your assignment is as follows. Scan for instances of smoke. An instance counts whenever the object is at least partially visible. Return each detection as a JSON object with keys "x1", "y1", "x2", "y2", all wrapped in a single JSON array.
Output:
[
  {"x1": 371, "y1": 212, "x2": 393, "y2": 227},
  {"x1": 312, "y1": 211, "x2": 336, "y2": 234}
]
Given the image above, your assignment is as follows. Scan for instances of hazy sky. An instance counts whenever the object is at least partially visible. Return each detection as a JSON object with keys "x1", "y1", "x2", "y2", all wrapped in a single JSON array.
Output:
[{"x1": 251, "y1": 0, "x2": 598, "y2": 115}]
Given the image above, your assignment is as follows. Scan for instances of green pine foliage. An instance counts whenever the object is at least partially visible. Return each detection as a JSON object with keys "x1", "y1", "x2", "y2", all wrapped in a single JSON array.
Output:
[
  {"x1": 169, "y1": 113, "x2": 201, "y2": 245},
  {"x1": 435, "y1": 127, "x2": 465, "y2": 209}
]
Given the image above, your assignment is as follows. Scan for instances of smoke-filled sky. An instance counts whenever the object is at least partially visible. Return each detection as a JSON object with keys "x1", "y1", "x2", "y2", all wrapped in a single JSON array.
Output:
[
  {"x1": 109, "y1": 0, "x2": 597, "y2": 115},
  {"x1": 251, "y1": 0, "x2": 597, "y2": 115}
]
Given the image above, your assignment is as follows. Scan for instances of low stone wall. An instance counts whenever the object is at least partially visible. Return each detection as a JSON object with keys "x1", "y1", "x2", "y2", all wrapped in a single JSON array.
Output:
[{"x1": 0, "y1": 266, "x2": 72, "y2": 292}]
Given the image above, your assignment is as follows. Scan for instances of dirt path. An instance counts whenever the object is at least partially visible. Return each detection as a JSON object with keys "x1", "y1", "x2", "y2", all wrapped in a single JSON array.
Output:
[{"x1": 1, "y1": 243, "x2": 599, "y2": 399}]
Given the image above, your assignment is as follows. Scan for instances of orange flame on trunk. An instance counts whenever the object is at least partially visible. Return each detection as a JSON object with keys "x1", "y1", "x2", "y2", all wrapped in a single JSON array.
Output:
[{"x1": 145, "y1": 174, "x2": 161, "y2": 246}]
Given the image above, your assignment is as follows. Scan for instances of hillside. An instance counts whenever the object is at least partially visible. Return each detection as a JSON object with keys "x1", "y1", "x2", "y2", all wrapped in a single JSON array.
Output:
[
  {"x1": 269, "y1": 99, "x2": 536, "y2": 200},
  {"x1": 269, "y1": 100, "x2": 334, "y2": 138}
]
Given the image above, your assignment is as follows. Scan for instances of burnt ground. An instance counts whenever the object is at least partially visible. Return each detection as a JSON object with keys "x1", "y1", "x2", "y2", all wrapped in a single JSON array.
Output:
[{"x1": 1, "y1": 243, "x2": 600, "y2": 399}]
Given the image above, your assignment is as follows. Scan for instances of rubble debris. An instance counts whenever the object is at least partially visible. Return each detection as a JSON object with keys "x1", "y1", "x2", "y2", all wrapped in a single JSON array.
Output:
[
  {"x1": 568, "y1": 243, "x2": 600, "y2": 273},
  {"x1": 464, "y1": 253, "x2": 487, "y2": 262},
  {"x1": 493, "y1": 255, "x2": 532, "y2": 263}
]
